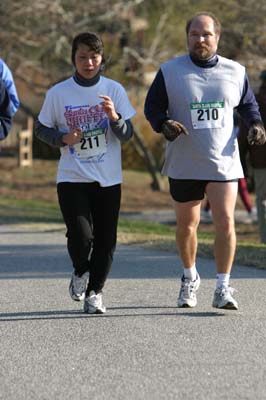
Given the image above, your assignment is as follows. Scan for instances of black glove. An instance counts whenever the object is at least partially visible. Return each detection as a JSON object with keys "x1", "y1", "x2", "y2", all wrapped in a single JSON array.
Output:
[
  {"x1": 247, "y1": 121, "x2": 266, "y2": 145},
  {"x1": 161, "y1": 119, "x2": 189, "y2": 142}
]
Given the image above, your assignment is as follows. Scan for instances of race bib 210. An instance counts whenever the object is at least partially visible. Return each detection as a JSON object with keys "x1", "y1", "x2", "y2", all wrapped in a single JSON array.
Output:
[{"x1": 190, "y1": 101, "x2": 225, "y2": 129}]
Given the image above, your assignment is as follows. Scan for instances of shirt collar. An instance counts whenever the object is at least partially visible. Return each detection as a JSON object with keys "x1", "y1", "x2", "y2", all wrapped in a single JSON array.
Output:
[
  {"x1": 73, "y1": 71, "x2": 101, "y2": 86},
  {"x1": 189, "y1": 54, "x2": 219, "y2": 68}
]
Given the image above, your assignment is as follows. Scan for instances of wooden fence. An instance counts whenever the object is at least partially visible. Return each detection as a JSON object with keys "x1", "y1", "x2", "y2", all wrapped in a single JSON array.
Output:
[{"x1": 0, "y1": 117, "x2": 33, "y2": 167}]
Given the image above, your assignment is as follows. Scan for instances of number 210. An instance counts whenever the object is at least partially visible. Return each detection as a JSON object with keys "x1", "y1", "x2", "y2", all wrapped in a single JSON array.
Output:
[{"x1": 197, "y1": 108, "x2": 218, "y2": 121}]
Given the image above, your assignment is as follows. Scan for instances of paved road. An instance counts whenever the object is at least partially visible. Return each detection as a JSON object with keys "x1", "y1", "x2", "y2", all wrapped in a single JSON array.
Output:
[
  {"x1": 0, "y1": 224, "x2": 265, "y2": 400},
  {"x1": 121, "y1": 207, "x2": 258, "y2": 225}
]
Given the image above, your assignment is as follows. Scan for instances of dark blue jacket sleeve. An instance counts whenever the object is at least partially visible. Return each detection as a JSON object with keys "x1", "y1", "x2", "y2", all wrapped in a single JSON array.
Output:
[
  {"x1": 236, "y1": 74, "x2": 262, "y2": 128},
  {"x1": 0, "y1": 79, "x2": 12, "y2": 140},
  {"x1": 0, "y1": 59, "x2": 20, "y2": 116},
  {"x1": 145, "y1": 69, "x2": 261, "y2": 132},
  {"x1": 144, "y1": 69, "x2": 169, "y2": 132}
]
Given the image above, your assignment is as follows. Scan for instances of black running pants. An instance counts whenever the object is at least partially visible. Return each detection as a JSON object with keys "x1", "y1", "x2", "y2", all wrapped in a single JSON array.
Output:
[{"x1": 57, "y1": 182, "x2": 121, "y2": 294}]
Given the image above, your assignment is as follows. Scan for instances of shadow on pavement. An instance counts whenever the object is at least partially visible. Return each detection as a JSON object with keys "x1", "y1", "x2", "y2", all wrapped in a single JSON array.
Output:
[{"x1": 0, "y1": 308, "x2": 225, "y2": 322}]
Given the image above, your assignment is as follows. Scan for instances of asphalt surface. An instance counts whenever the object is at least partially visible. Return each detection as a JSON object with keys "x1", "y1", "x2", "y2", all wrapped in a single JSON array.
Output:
[
  {"x1": 0, "y1": 223, "x2": 266, "y2": 400},
  {"x1": 120, "y1": 207, "x2": 258, "y2": 225}
]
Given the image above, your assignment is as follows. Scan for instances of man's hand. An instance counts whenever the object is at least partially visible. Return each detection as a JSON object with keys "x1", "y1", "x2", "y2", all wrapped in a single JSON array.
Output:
[
  {"x1": 247, "y1": 121, "x2": 266, "y2": 145},
  {"x1": 161, "y1": 120, "x2": 189, "y2": 142}
]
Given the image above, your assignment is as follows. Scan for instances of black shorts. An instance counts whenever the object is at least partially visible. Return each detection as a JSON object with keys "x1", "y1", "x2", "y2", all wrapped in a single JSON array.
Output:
[{"x1": 168, "y1": 178, "x2": 238, "y2": 203}]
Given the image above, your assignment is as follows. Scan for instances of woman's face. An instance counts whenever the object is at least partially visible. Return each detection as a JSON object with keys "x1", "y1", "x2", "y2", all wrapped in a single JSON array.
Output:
[{"x1": 74, "y1": 43, "x2": 103, "y2": 79}]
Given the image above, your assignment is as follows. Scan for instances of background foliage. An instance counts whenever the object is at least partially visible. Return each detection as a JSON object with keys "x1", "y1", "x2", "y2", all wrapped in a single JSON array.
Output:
[{"x1": 1, "y1": 0, "x2": 266, "y2": 166}]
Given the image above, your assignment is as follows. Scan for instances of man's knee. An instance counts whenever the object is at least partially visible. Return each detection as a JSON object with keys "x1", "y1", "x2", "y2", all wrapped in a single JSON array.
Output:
[
  {"x1": 214, "y1": 215, "x2": 235, "y2": 235},
  {"x1": 177, "y1": 221, "x2": 199, "y2": 237}
]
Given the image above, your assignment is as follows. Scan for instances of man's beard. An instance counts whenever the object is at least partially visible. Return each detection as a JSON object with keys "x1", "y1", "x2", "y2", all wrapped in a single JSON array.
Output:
[{"x1": 191, "y1": 45, "x2": 214, "y2": 61}]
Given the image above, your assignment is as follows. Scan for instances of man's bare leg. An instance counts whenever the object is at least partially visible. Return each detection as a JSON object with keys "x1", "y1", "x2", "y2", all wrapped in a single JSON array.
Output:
[
  {"x1": 173, "y1": 200, "x2": 202, "y2": 267},
  {"x1": 206, "y1": 182, "x2": 238, "y2": 274},
  {"x1": 206, "y1": 181, "x2": 239, "y2": 309},
  {"x1": 173, "y1": 200, "x2": 201, "y2": 307}
]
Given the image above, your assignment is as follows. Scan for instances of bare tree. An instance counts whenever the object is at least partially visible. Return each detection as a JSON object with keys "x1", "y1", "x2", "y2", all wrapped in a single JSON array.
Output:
[{"x1": 2, "y1": 0, "x2": 266, "y2": 186}]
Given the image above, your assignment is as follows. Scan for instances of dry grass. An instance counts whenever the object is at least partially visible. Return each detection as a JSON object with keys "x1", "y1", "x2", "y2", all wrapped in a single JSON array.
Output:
[{"x1": 0, "y1": 156, "x2": 265, "y2": 269}]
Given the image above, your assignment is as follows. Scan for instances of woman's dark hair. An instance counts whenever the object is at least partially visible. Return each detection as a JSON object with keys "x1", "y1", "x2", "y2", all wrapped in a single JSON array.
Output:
[
  {"x1": 71, "y1": 32, "x2": 105, "y2": 68},
  {"x1": 186, "y1": 12, "x2": 221, "y2": 37}
]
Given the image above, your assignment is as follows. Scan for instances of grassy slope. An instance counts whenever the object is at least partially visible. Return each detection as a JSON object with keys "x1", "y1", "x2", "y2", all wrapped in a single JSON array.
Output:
[{"x1": 0, "y1": 157, "x2": 265, "y2": 269}]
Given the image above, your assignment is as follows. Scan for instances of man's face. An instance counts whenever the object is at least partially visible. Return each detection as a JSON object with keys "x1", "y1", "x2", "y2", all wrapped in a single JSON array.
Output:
[{"x1": 187, "y1": 15, "x2": 220, "y2": 61}]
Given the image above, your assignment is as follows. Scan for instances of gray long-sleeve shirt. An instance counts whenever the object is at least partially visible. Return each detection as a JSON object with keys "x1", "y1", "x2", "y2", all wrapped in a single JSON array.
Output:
[{"x1": 35, "y1": 117, "x2": 133, "y2": 148}]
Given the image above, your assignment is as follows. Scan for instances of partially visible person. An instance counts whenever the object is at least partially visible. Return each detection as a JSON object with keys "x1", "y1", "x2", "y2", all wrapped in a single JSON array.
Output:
[
  {"x1": 144, "y1": 12, "x2": 265, "y2": 310},
  {"x1": 238, "y1": 70, "x2": 266, "y2": 243},
  {"x1": 35, "y1": 32, "x2": 135, "y2": 314},
  {"x1": 0, "y1": 78, "x2": 12, "y2": 139},
  {"x1": 0, "y1": 59, "x2": 19, "y2": 116},
  {"x1": 0, "y1": 59, "x2": 19, "y2": 140}
]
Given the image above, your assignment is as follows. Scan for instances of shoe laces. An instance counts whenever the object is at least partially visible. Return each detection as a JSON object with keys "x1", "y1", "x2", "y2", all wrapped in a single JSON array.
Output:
[
  {"x1": 218, "y1": 286, "x2": 236, "y2": 297},
  {"x1": 88, "y1": 291, "x2": 102, "y2": 307},
  {"x1": 181, "y1": 278, "x2": 197, "y2": 298},
  {"x1": 73, "y1": 274, "x2": 88, "y2": 293}
]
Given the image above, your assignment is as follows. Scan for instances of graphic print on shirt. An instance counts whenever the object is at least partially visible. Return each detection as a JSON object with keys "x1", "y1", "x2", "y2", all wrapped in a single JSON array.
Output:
[
  {"x1": 64, "y1": 103, "x2": 108, "y2": 162},
  {"x1": 190, "y1": 101, "x2": 225, "y2": 129}
]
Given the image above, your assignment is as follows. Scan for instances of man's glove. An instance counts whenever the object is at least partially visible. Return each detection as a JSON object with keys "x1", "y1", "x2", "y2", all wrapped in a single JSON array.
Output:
[
  {"x1": 161, "y1": 119, "x2": 189, "y2": 142},
  {"x1": 247, "y1": 121, "x2": 266, "y2": 145}
]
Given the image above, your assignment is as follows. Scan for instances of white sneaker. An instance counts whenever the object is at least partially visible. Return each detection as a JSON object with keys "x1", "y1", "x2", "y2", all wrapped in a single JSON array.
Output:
[
  {"x1": 212, "y1": 286, "x2": 238, "y2": 310},
  {"x1": 84, "y1": 291, "x2": 106, "y2": 314},
  {"x1": 177, "y1": 273, "x2": 201, "y2": 308},
  {"x1": 69, "y1": 272, "x2": 89, "y2": 302}
]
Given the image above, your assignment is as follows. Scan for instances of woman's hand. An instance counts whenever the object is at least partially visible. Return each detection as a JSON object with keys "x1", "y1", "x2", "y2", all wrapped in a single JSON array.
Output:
[
  {"x1": 99, "y1": 95, "x2": 119, "y2": 122},
  {"x1": 62, "y1": 127, "x2": 83, "y2": 145}
]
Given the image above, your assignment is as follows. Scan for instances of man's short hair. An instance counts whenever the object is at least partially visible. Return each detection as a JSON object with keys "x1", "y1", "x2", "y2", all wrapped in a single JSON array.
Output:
[{"x1": 186, "y1": 12, "x2": 221, "y2": 37}]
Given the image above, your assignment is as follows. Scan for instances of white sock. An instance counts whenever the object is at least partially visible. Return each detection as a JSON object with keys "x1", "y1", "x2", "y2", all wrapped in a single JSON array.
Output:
[
  {"x1": 183, "y1": 263, "x2": 197, "y2": 281},
  {"x1": 216, "y1": 273, "x2": 230, "y2": 289}
]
